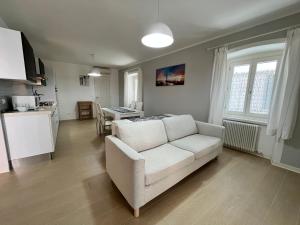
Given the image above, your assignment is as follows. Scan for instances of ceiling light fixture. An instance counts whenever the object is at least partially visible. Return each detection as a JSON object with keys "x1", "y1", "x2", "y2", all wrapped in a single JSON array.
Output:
[
  {"x1": 88, "y1": 66, "x2": 102, "y2": 77},
  {"x1": 88, "y1": 54, "x2": 101, "y2": 77},
  {"x1": 141, "y1": 0, "x2": 174, "y2": 48}
]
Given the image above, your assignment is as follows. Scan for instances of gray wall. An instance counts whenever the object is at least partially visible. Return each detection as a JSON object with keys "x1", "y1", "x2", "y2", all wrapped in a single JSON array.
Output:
[
  {"x1": 141, "y1": 44, "x2": 213, "y2": 121},
  {"x1": 0, "y1": 80, "x2": 31, "y2": 96},
  {"x1": 119, "y1": 72, "x2": 124, "y2": 106},
  {"x1": 281, "y1": 99, "x2": 300, "y2": 168},
  {"x1": 120, "y1": 12, "x2": 300, "y2": 168},
  {"x1": 119, "y1": 42, "x2": 214, "y2": 121}
]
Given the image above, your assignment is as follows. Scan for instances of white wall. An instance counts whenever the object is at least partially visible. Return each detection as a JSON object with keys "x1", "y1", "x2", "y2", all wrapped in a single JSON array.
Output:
[
  {"x1": 48, "y1": 60, "x2": 119, "y2": 120},
  {"x1": 49, "y1": 61, "x2": 95, "y2": 120}
]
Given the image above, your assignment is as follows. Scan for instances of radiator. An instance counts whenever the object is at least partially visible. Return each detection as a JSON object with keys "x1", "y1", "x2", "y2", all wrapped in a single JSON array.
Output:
[{"x1": 223, "y1": 120, "x2": 259, "y2": 152}]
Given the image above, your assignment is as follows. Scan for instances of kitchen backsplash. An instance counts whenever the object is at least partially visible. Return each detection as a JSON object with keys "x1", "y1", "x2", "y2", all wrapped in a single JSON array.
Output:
[{"x1": 0, "y1": 80, "x2": 32, "y2": 96}]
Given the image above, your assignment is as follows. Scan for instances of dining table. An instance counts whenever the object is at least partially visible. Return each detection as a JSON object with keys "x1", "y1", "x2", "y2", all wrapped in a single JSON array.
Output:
[{"x1": 102, "y1": 107, "x2": 144, "y2": 120}]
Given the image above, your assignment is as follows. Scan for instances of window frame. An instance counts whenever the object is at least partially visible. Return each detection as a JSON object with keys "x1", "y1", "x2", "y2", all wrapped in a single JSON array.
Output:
[
  {"x1": 124, "y1": 68, "x2": 142, "y2": 107},
  {"x1": 130, "y1": 72, "x2": 138, "y2": 102},
  {"x1": 225, "y1": 51, "x2": 282, "y2": 122},
  {"x1": 125, "y1": 72, "x2": 138, "y2": 105}
]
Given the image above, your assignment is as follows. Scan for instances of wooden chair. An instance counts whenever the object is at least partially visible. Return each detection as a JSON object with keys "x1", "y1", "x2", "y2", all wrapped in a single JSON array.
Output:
[
  {"x1": 95, "y1": 103, "x2": 112, "y2": 135},
  {"x1": 78, "y1": 101, "x2": 93, "y2": 120}
]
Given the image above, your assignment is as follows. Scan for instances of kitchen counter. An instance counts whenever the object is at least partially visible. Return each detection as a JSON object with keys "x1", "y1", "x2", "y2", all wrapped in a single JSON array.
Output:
[
  {"x1": 3, "y1": 104, "x2": 57, "y2": 117},
  {"x1": 2, "y1": 103, "x2": 59, "y2": 161}
]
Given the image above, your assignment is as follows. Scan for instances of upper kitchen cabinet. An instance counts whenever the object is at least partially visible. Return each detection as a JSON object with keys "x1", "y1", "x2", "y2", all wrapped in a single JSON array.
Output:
[
  {"x1": 0, "y1": 27, "x2": 36, "y2": 81},
  {"x1": 36, "y1": 58, "x2": 47, "y2": 86}
]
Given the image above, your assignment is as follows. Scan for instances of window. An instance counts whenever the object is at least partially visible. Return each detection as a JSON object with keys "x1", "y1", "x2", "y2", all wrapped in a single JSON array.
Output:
[
  {"x1": 124, "y1": 69, "x2": 142, "y2": 107},
  {"x1": 127, "y1": 72, "x2": 138, "y2": 104},
  {"x1": 227, "y1": 64, "x2": 250, "y2": 112},
  {"x1": 249, "y1": 61, "x2": 277, "y2": 115},
  {"x1": 225, "y1": 53, "x2": 281, "y2": 121}
]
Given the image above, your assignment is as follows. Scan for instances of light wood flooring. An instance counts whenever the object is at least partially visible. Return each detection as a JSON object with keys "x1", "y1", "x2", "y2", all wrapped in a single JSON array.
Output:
[{"x1": 0, "y1": 119, "x2": 300, "y2": 225}]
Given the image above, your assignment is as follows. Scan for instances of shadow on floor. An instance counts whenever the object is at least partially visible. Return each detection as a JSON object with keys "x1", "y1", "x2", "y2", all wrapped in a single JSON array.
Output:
[{"x1": 82, "y1": 150, "x2": 234, "y2": 225}]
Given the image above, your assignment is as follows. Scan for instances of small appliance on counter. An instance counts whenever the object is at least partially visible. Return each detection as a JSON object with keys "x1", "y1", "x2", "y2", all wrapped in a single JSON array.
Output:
[{"x1": 12, "y1": 96, "x2": 39, "y2": 111}]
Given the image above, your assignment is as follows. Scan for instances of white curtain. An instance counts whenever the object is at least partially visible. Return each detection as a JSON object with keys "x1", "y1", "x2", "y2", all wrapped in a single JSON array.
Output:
[
  {"x1": 267, "y1": 28, "x2": 300, "y2": 140},
  {"x1": 124, "y1": 68, "x2": 143, "y2": 107},
  {"x1": 124, "y1": 71, "x2": 129, "y2": 107},
  {"x1": 208, "y1": 47, "x2": 228, "y2": 125}
]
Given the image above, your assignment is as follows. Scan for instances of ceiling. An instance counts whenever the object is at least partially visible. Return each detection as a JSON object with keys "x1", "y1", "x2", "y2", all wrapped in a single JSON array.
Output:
[{"x1": 1, "y1": 0, "x2": 300, "y2": 68}]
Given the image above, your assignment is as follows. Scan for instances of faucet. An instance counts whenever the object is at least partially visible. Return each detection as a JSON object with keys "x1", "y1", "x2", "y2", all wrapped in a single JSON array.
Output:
[{"x1": 33, "y1": 90, "x2": 44, "y2": 102}]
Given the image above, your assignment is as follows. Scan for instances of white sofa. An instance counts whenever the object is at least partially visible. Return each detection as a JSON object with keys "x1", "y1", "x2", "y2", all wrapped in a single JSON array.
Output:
[{"x1": 105, "y1": 115, "x2": 225, "y2": 217}]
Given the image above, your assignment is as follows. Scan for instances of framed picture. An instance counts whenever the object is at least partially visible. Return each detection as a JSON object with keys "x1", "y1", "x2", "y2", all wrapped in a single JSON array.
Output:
[
  {"x1": 156, "y1": 64, "x2": 185, "y2": 86},
  {"x1": 79, "y1": 75, "x2": 90, "y2": 86}
]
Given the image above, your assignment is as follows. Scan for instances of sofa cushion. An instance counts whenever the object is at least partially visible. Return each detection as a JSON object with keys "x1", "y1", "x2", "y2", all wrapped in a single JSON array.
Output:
[
  {"x1": 162, "y1": 115, "x2": 198, "y2": 141},
  {"x1": 170, "y1": 134, "x2": 222, "y2": 159},
  {"x1": 140, "y1": 144, "x2": 194, "y2": 185},
  {"x1": 117, "y1": 120, "x2": 168, "y2": 152}
]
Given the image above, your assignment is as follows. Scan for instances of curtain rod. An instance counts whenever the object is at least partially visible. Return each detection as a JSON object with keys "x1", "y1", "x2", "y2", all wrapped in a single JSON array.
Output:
[{"x1": 206, "y1": 24, "x2": 300, "y2": 51}]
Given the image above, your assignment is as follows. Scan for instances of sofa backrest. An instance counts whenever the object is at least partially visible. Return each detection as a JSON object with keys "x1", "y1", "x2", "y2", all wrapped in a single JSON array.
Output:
[
  {"x1": 117, "y1": 120, "x2": 168, "y2": 152},
  {"x1": 112, "y1": 119, "x2": 133, "y2": 136},
  {"x1": 162, "y1": 115, "x2": 198, "y2": 141}
]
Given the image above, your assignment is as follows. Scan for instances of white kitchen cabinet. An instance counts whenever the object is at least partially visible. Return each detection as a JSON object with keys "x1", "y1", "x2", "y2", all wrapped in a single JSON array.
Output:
[
  {"x1": 51, "y1": 107, "x2": 59, "y2": 145},
  {"x1": 3, "y1": 107, "x2": 59, "y2": 160},
  {"x1": 0, "y1": 27, "x2": 27, "y2": 80},
  {"x1": 0, "y1": 119, "x2": 9, "y2": 173}
]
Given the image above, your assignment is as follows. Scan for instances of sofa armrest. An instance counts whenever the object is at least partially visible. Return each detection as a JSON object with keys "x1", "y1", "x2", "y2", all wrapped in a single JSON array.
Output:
[
  {"x1": 195, "y1": 121, "x2": 225, "y2": 141},
  {"x1": 105, "y1": 135, "x2": 145, "y2": 209}
]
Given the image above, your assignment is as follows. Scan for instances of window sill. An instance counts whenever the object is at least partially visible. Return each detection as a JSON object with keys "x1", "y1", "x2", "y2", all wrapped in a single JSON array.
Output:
[{"x1": 223, "y1": 115, "x2": 268, "y2": 126}]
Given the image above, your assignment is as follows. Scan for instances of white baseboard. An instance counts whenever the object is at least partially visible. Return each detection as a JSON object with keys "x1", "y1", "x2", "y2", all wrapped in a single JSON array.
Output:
[{"x1": 271, "y1": 161, "x2": 300, "y2": 174}]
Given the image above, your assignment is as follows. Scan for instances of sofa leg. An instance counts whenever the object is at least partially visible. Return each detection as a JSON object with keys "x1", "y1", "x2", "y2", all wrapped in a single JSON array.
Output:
[{"x1": 134, "y1": 208, "x2": 139, "y2": 217}]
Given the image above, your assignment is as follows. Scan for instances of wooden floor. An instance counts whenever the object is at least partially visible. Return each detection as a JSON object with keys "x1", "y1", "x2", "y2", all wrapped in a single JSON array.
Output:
[{"x1": 0, "y1": 119, "x2": 300, "y2": 225}]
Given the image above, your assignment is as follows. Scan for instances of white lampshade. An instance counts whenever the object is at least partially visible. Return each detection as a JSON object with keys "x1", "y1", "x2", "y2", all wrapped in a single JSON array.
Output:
[
  {"x1": 141, "y1": 22, "x2": 174, "y2": 48},
  {"x1": 88, "y1": 66, "x2": 102, "y2": 77}
]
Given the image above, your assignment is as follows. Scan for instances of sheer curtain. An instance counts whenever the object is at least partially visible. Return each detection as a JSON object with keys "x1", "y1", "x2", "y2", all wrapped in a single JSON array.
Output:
[
  {"x1": 267, "y1": 28, "x2": 300, "y2": 140},
  {"x1": 208, "y1": 47, "x2": 228, "y2": 125},
  {"x1": 124, "y1": 68, "x2": 143, "y2": 107}
]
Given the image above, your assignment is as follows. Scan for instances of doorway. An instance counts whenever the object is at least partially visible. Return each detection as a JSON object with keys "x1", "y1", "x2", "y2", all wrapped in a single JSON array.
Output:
[{"x1": 94, "y1": 76, "x2": 110, "y2": 107}]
